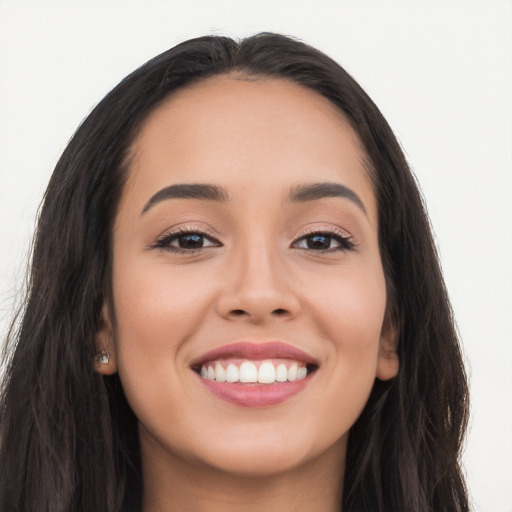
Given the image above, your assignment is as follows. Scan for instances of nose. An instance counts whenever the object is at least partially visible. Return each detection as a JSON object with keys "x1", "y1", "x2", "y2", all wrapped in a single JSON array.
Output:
[{"x1": 215, "y1": 245, "x2": 301, "y2": 324}]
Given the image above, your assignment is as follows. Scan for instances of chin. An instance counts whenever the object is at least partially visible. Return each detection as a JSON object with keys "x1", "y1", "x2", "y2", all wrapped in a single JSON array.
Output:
[
  {"x1": 201, "y1": 448, "x2": 312, "y2": 478},
  {"x1": 186, "y1": 425, "x2": 346, "y2": 478}
]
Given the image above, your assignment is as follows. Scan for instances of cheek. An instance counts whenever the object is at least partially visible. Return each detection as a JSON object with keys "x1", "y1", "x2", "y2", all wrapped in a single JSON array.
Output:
[
  {"x1": 110, "y1": 258, "x2": 218, "y2": 439},
  {"x1": 303, "y1": 261, "x2": 387, "y2": 393},
  {"x1": 111, "y1": 257, "x2": 213, "y2": 375},
  {"x1": 306, "y1": 259, "x2": 387, "y2": 348},
  {"x1": 312, "y1": 267, "x2": 387, "y2": 427}
]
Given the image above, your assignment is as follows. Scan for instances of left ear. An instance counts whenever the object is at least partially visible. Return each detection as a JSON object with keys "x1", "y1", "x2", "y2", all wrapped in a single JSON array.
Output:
[
  {"x1": 376, "y1": 309, "x2": 399, "y2": 381},
  {"x1": 94, "y1": 303, "x2": 118, "y2": 376}
]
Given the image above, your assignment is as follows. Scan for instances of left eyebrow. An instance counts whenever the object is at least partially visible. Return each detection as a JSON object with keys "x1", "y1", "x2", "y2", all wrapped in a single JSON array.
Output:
[
  {"x1": 141, "y1": 183, "x2": 229, "y2": 214},
  {"x1": 286, "y1": 182, "x2": 367, "y2": 215}
]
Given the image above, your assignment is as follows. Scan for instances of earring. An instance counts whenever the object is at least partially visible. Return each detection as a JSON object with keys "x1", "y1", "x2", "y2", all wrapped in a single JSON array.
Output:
[{"x1": 95, "y1": 349, "x2": 111, "y2": 364}]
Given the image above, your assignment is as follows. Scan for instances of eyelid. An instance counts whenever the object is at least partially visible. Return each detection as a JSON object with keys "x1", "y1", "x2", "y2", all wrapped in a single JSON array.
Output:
[
  {"x1": 294, "y1": 224, "x2": 352, "y2": 241},
  {"x1": 159, "y1": 223, "x2": 219, "y2": 238}
]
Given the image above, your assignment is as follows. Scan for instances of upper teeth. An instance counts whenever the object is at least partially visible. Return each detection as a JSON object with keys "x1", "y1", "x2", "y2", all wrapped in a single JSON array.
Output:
[{"x1": 200, "y1": 360, "x2": 308, "y2": 384}]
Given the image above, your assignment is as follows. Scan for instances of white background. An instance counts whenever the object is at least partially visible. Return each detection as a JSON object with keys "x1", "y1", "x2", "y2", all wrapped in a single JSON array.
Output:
[{"x1": 0, "y1": 1, "x2": 511, "y2": 510}]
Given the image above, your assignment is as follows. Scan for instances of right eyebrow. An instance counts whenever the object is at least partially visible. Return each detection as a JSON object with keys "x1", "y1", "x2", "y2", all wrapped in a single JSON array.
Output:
[{"x1": 141, "y1": 183, "x2": 229, "y2": 214}]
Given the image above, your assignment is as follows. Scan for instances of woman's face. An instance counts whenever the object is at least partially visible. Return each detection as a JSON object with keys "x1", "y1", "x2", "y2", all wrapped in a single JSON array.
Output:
[{"x1": 99, "y1": 76, "x2": 398, "y2": 477}]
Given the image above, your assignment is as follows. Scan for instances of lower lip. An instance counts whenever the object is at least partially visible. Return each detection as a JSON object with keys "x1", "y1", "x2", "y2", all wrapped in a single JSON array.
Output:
[{"x1": 197, "y1": 375, "x2": 311, "y2": 407}]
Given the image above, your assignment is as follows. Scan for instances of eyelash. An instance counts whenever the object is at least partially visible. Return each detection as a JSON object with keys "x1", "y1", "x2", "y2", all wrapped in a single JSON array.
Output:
[
  {"x1": 151, "y1": 226, "x2": 355, "y2": 254},
  {"x1": 151, "y1": 226, "x2": 221, "y2": 253},
  {"x1": 292, "y1": 228, "x2": 355, "y2": 253}
]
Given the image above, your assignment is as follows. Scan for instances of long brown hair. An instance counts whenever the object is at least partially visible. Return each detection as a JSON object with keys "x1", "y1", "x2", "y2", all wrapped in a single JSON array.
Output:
[{"x1": 0, "y1": 33, "x2": 469, "y2": 511}]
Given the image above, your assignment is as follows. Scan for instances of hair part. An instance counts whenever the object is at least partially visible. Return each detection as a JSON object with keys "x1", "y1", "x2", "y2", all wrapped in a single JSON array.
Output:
[{"x1": 0, "y1": 33, "x2": 469, "y2": 512}]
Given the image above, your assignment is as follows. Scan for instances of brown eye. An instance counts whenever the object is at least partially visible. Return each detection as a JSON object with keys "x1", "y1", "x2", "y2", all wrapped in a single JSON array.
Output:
[
  {"x1": 153, "y1": 230, "x2": 221, "y2": 252},
  {"x1": 305, "y1": 234, "x2": 332, "y2": 250},
  {"x1": 293, "y1": 232, "x2": 354, "y2": 252},
  {"x1": 174, "y1": 233, "x2": 206, "y2": 249}
]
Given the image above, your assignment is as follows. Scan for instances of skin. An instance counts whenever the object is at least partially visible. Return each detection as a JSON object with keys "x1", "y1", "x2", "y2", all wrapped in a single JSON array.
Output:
[{"x1": 96, "y1": 76, "x2": 399, "y2": 512}]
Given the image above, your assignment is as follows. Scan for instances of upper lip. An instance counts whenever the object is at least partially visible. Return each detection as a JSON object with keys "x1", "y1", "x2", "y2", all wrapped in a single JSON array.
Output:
[{"x1": 190, "y1": 341, "x2": 319, "y2": 368}]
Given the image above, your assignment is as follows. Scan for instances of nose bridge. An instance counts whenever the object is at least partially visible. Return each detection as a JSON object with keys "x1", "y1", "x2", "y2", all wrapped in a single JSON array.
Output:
[
  {"x1": 236, "y1": 230, "x2": 284, "y2": 298},
  {"x1": 217, "y1": 229, "x2": 299, "y2": 322}
]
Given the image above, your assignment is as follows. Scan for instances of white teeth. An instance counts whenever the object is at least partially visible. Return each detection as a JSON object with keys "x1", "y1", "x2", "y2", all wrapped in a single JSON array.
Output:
[
  {"x1": 288, "y1": 363, "x2": 298, "y2": 381},
  {"x1": 239, "y1": 361, "x2": 258, "y2": 383},
  {"x1": 200, "y1": 359, "x2": 310, "y2": 384},
  {"x1": 297, "y1": 366, "x2": 307, "y2": 380},
  {"x1": 215, "y1": 362, "x2": 226, "y2": 382},
  {"x1": 258, "y1": 361, "x2": 276, "y2": 384},
  {"x1": 226, "y1": 363, "x2": 239, "y2": 382},
  {"x1": 276, "y1": 363, "x2": 288, "y2": 382}
]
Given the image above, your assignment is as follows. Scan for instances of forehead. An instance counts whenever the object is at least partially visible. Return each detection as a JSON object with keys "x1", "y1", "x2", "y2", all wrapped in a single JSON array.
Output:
[
  {"x1": 123, "y1": 76, "x2": 375, "y2": 219},
  {"x1": 132, "y1": 75, "x2": 364, "y2": 160}
]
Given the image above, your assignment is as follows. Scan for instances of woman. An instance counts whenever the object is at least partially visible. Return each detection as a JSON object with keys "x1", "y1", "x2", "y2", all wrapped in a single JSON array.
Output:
[{"x1": 0, "y1": 33, "x2": 469, "y2": 511}]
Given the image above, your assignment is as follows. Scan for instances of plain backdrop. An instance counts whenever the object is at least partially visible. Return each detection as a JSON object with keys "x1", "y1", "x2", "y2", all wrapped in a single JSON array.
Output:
[{"x1": 0, "y1": 1, "x2": 511, "y2": 511}]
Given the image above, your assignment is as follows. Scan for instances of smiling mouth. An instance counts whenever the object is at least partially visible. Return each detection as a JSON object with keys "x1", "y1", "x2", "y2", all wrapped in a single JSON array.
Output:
[
  {"x1": 193, "y1": 359, "x2": 317, "y2": 384},
  {"x1": 191, "y1": 342, "x2": 319, "y2": 406}
]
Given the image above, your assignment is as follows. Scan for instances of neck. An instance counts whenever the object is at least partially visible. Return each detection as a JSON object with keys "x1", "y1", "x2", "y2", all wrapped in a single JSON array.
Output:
[{"x1": 140, "y1": 431, "x2": 345, "y2": 512}]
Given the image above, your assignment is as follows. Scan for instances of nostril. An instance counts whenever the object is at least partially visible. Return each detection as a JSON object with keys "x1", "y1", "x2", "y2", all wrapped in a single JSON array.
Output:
[
  {"x1": 273, "y1": 308, "x2": 288, "y2": 316},
  {"x1": 231, "y1": 309, "x2": 246, "y2": 316}
]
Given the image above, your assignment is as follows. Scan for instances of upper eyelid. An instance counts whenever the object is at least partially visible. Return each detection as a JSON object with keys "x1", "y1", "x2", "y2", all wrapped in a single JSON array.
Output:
[
  {"x1": 158, "y1": 224, "x2": 220, "y2": 239},
  {"x1": 294, "y1": 225, "x2": 352, "y2": 240}
]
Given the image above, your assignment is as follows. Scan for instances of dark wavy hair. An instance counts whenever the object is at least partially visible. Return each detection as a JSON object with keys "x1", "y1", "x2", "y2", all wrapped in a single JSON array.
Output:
[{"x1": 0, "y1": 33, "x2": 469, "y2": 511}]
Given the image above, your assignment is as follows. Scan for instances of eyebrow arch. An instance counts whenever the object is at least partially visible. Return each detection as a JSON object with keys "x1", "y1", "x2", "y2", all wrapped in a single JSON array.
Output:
[
  {"x1": 141, "y1": 183, "x2": 229, "y2": 214},
  {"x1": 287, "y1": 182, "x2": 367, "y2": 214}
]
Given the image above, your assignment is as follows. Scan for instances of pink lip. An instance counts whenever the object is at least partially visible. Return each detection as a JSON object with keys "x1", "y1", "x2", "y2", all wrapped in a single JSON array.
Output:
[
  {"x1": 191, "y1": 341, "x2": 318, "y2": 367},
  {"x1": 197, "y1": 377, "x2": 311, "y2": 407},
  {"x1": 191, "y1": 341, "x2": 318, "y2": 407}
]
